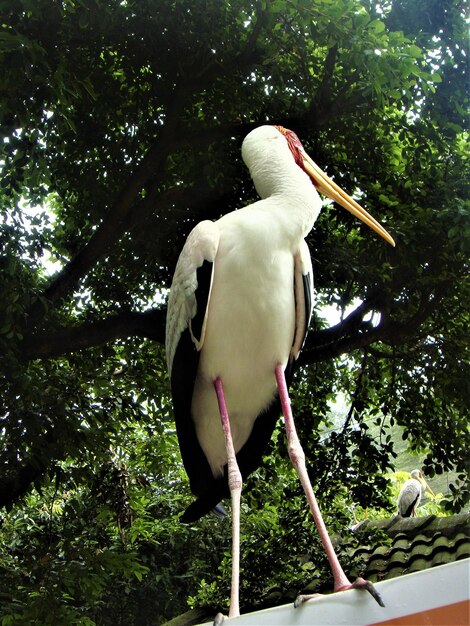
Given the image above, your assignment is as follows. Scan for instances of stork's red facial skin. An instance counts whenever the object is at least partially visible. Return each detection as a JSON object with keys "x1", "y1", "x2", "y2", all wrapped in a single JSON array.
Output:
[
  {"x1": 274, "y1": 126, "x2": 305, "y2": 169},
  {"x1": 275, "y1": 126, "x2": 319, "y2": 189}
]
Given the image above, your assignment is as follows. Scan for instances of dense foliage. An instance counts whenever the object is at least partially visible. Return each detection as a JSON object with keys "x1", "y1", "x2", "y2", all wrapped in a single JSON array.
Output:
[{"x1": 0, "y1": 0, "x2": 468, "y2": 623}]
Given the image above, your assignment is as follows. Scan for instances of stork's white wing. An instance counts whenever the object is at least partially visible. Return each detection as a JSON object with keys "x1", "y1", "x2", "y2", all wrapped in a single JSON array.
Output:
[
  {"x1": 291, "y1": 239, "x2": 314, "y2": 360},
  {"x1": 397, "y1": 479, "x2": 421, "y2": 516},
  {"x1": 165, "y1": 220, "x2": 220, "y2": 373}
]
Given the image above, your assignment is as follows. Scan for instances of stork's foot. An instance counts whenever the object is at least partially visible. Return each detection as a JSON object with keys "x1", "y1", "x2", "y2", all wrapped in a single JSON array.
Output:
[
  {"x1": 336, "y1": 577, "x2": 385, "y2": 607},
  {"x1": 213, "y1": 612, "x2": 225, "y2": 626},
  {"x1": 294, "y1": 593, "x2": 322, "y2": 608},
  {"x1": 295, "y1": 578, "x2": 384, "y2": 608}
]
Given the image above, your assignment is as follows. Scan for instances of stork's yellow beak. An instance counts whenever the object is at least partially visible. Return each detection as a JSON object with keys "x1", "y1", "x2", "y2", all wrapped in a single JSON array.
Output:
[
  {"x1": 301, "y1": 151, "x2": 395, "y2": 247},
  {"x1": 419, "y1": 476, "x2": 435, "y2": 497}
]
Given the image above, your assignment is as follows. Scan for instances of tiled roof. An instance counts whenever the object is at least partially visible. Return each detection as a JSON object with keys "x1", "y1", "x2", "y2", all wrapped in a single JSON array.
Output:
[
  {"x1": 351, "y1": 513, "x2": 470, "y2": 583},
  {"x1": 259, "y1": 513, "x2": 470, "y2": 606}
]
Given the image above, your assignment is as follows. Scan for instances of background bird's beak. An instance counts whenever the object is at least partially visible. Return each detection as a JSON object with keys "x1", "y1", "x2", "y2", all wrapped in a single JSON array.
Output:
[
  {"x1": 419, "y1": 476, "x2": 435, "y2": 496},
  {"x1": 301, "y1": 151, "x2": 396, "y2": 247}
]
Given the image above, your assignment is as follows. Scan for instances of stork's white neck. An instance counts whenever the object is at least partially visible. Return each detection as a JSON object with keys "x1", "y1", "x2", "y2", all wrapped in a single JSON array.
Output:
[{"x1": 241, "y1": 125, "x2": 322, "y2": 231}]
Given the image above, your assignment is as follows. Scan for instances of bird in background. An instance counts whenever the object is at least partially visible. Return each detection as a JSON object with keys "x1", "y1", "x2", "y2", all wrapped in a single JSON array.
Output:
[
  {"x1": 165, "y1": 124, "x2": 395, "y2": 620},
  {"x1": 397, "y1": 469, "x2": 435, "y2": 517}
]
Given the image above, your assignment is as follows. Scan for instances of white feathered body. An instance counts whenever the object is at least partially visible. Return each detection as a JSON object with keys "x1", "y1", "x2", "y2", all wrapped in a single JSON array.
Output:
[{"x1": 193, "y1": 201, "x2": 313, "y2": 476}]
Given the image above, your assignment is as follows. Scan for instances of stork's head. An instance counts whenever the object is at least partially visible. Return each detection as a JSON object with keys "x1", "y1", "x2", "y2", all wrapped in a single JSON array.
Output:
[
  {"x1": 410, "y1": 469, "x2": 435, "y2": 496},
  {"x1": 242, "y1": 125, "x2": 395, "y2": 247}
]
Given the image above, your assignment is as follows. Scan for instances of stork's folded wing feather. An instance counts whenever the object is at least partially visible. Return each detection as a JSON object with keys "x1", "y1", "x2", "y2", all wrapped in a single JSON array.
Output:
[
  {"x1": 165, "y1": 220, "x2": 220, "y2": 372},
  {"x1": 165, "y1": 220, "x2": 220, "y2": 503},
  {"x1": 291, "y1": 240, "x2": 314, "y2": 361},
  {"x1": 397, "y1": 480, "x2": 421, "y2": 517}
]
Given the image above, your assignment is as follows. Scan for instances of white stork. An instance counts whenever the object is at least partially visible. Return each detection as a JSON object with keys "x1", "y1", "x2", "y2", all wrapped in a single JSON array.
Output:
[
  {"x1": 165, "y1": 125, "x2": 394, "y2": 619},
  {"x1": 397, "y1": 469, "x2": 435, "y2": 517}
]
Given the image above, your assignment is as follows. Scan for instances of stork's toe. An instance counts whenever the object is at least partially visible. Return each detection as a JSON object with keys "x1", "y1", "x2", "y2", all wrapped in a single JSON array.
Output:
[
  {"x1": 338, "y1": 577, "x2": 385, "y2": 607},
  {"x1": 294, "y1": 593, "x2": 322, "y2": 607},
  {"x1": 213, "y1": 612, "x2": 225, "y2": 625}
]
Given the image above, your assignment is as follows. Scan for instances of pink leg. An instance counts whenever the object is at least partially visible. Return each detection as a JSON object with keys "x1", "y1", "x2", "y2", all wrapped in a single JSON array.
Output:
[
  {"x1": 274, "y1": 364, "x2": 384, "y2": 607},
  {"x1": 214, "y1": 377, "x2": 242, "y2": 619}
]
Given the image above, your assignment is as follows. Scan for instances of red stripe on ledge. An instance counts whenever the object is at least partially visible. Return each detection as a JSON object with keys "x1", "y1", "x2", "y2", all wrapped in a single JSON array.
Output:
[{"x1": 371, "y1": 599, "x2": 469, "y2": 626}]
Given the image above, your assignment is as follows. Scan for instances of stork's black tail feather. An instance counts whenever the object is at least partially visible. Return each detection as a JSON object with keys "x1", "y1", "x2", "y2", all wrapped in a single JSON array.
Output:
[
  {"x1": 403, "y1": 493, "x2": 419, "y2": 518},
  {"x1": 181, "y1": 478, "x2": 229, "y2": 523},
  {"x1": 213, "y1": 503, "x2": 227, "y2": 519}
]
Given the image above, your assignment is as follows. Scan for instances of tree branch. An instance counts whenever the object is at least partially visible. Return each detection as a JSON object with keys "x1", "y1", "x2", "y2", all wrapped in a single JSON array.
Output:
[
  {"x1": 299, "y1": 281, "x2": 452, "y2": 366},
  {"x1": 381, "y1": 280, "x2": 453, "y2": 343},
  {"x1": 298, "y1": 322, "x2": 383, "y2": 366},
  {"x1": 22, "y1": 308, "x2": 166, "y2": 360},
  {"x1": 312, "y1": 44, "x2": 338, "y2": 110},
  {"x1": 305, "y1": 299, "x2": 376, "y2": 350}
]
